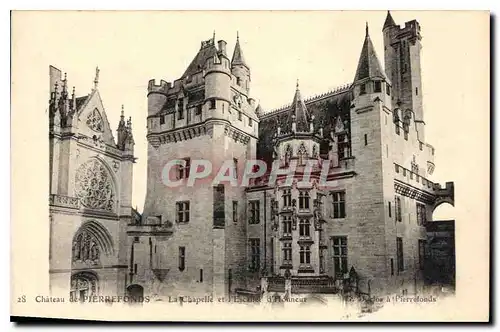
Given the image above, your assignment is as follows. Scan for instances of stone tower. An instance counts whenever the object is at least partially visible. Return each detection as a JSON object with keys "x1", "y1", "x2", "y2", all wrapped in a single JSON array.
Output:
[
  {"x1": 383, "y1": 11, "x2": 425, "y2": 141},
  {"x1": 137, "y1": 34, "x2": 259, "y2": 299}
]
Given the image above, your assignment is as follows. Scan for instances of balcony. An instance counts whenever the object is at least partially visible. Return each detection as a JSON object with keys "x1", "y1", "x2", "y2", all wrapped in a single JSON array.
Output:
[
  {"x1": 49, "y1": 194, "x2": 80, "y2": 209},
  {"x1": 127, "y1": 216, "x2": 174, "y2": 236}
]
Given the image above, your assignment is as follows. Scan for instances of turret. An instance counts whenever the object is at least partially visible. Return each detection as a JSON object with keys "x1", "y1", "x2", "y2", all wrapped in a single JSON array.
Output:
[
  {"x1": 382, "y1": 11, "x2": 425, "y2": 141},
  {"x1": 231, "y1": 32, "x2": 251, "y2": 93},
  {"x1": 147, "y1": 79, "x2": 170, "y2": 117},
  {"x1": 204, "y1": 37, "x2": 231, "y2": 120}
]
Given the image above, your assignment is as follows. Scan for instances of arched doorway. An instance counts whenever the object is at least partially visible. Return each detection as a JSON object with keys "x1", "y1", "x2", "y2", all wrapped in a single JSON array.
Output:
[
  {"x1": 127, "y1": 284, "x2": 145, "y2": 304},
  {"x1": 70, "y1": 220, "x2": 114, "y2": 301},
  {"x1": 70, "y1": 271, "x2": 99, "y2": 302}
]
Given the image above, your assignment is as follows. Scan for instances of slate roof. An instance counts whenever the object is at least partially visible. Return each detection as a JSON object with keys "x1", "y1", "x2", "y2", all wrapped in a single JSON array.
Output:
[
  {"x1": 182, "y1": 41, "x2": 218, "y2": 78},
  {"x1": 231, "y1": 36, "x2": 248, "y2": 68},
  {"x1": 383, "y1": 11, "x2": 396, "y2": 30},
  {"x1": 257, "y1": 87, "x2": 353, "y2": 166},
  {"x1": 353, "y1": 25, "x2": 386, "y2": 82},
  {"x1": 281, "y1": 83, "x2": 312, "y2": 134}
]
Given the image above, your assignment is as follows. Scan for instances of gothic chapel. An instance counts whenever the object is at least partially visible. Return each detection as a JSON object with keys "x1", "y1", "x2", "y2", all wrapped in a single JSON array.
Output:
[{"x1": 48, "y1": 66, "x2": 138, "y2": 300}]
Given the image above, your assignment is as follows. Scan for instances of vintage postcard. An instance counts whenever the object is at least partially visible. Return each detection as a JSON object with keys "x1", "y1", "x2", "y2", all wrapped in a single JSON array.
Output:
[{"x1": 10, "y1": 10, "x2": 490, "y2": 322}]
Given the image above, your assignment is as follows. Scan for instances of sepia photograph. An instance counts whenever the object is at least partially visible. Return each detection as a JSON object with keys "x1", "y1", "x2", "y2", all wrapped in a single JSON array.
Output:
[{"x1": 10, "y1": 10, "x2": 490, "y2": 322}]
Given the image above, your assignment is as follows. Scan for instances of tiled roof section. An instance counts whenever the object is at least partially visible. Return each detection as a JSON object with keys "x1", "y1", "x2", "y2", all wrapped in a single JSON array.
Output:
[
  {"x1": 257, "y1": 86, "x2": 353, "y2": 166},
  {"x1": 383, "y1": 11, "x2": 396, "y2": 30},
  {"x1": 231, "y1": 35, "x2": 247, "y2": 68},
  {"x1": 282, "y1": 83, "x2": 311, "y2": 133},
  {"x1": 76, "y1": 96, "x2": 88, "y2": 110},
  {"x1": 182, "y1": 41, "x2": 218, "y2": 78},
  {"x1": 354, "y1": 24, "x2": 386, "y2": 82}
]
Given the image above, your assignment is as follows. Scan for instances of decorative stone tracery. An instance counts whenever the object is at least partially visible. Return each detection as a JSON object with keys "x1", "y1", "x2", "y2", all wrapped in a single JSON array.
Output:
[
  {"x1": 86, "y1": 108, "x2": 104, "y2": 132},
  {"x1": 70, "y1": 272, "x2": 99, "y2": 301},
  {"x1": 72, "y1": 230, "x2": 101, "y2": 265},
  {"x1": 75, "y1": 159, "x2": 115, "y2": 211}
]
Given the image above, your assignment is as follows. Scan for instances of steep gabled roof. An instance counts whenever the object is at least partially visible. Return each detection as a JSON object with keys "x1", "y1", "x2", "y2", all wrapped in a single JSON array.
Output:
[{"x1": 353, "y1": 24, "x2": 386, "y2": 82}]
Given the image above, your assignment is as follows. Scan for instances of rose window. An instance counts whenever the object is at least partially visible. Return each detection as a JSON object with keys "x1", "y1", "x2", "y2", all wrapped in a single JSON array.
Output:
[{"x1": 75, "y1": 159, "x2": 115, "y2": 211}]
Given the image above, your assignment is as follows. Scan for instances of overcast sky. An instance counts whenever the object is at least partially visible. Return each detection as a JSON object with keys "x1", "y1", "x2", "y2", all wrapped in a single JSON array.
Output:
[{"x1": 12, "y1": 11, "x2": 489, "y2": 220}]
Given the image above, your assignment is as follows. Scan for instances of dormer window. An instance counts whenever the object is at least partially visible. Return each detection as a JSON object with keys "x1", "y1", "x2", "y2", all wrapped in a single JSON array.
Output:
[
  {"x1": 374, "y1": 81, "x2": 382, "y2": 93},
  {"x1": 209, "y1": 99, "x2": 216, "y2": 109}
]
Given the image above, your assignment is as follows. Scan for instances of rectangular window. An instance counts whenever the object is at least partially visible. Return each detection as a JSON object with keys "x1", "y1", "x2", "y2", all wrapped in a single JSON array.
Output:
[
  {"x1": 337, "y1": 134, "x2": 350, "y2": 160},
  {"x1": 359, "y1": 84, "x2": 366, "y2": 95},
  {"x1": 232, "y1": 201, "x2": 238, "y2": 223},
  {"x1": 282, "y1": 189, "x2": 292, "y2": 208},
  {"x1": 177, "y1": 100, "x2": 184, "y2": 120},
  {"x1": 195, "y1": 105, "x2": 202, "y2": 116},
  {"x1": 282, "y1": 215, "x2": 292, "y2": 236},
  {"x1": 160, "y1": 115, "x2": 165, "y2": 125},
  {"x1": 176, "y1": 201, "x2": 190, "y2": 223},
  {"x1": 332, "y1": 191, "x2": 346, "y2": 219},
  {"x1": 388, "y1": 201, "x2": 392, "y2": 218},
  {"x1": 299, "y1": 245, "x2": 311, "y2": 265},
  {"x1": 415, "y1": 87, "x2": 419, "y2": 95},
  {"x1": 176, "y1": 158, "x2": 191, "y2": 180},
  {"x1": 209, "y1": 99, "x2": 216, "y2": 109},
  {"x1": 299, "y1": 219, "x2": 311, "y2": 237},
  {"x1": 249, "y1": 200, "x2": 260, "y2": 224},
  {"x1": 397, "y1": 237, "x2": 404, "y2": 272},
  {"x1": 332, "y1": 236, "x2": 348, "y2": 276},
  {"x1": 233, "y1": 158, "x2": 238, "y2": 179},
  {"x1": 282, "y1": 242, "x2": 292, "y2": 266},
  {"x1": 395, "y1": 196, "x2": 402, "y2": 222},
  {"x1": 134, "y1": 263, "x2": 137, "y2": 274},
  {"x1": 418, "y1": 239, "x2": 426, "y2": 270},
  {"x1": 364, "y1": 134, "x2": 368, "y2": 146},
  {"x1": 238, "y1": 111, "x2": 242, "y2": 121},
  {"x1": 249, "y1": 239, "x2": 260, "y2": 272},
  {"x1": 179, "y1": 246, "x2": 186, "y2": 271},
  {"x1": 416, "y1": 203, "x2": 426, "y2": 226},
  {"x1": 386, "y1": 83, "x2": 391, "y2": 96},
  {"x1": 199, "y1": 269, "x2": 204, "y2": 282},
  {"x1": 298, "y1": 191, "x2": 310, "y2": 210},
  {"x1": 390, "y1": 258, "x2": 394, "y2": 276},
  {"x1": 213, "y1": 184, "x2": 225, "y2": 228},
  {"x1": 374, "y1": 81, "x2": 382, "y2": 93},
  {"x1": 249, "y1": 118, "x2": 253, "y2": 127}
]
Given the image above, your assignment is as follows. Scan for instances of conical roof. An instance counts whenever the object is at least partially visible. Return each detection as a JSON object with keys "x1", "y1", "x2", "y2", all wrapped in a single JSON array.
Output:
[{"x1": 353, "y1": 23, "x2": 386, "y2": 82}]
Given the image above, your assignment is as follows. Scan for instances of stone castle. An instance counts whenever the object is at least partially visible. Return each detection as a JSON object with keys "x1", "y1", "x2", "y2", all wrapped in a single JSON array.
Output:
[{"x1": 48, "y1": 12, "x2": 454, "y2": 302}]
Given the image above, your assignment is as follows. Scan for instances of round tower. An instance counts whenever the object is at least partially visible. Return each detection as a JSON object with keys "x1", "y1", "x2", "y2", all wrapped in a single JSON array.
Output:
[
  {"x1": 147, "y1": 79, "x2": 169, "y2": 117},
  {"x1": 204, "y1": 53, "x2": 231, "y2": 120}
]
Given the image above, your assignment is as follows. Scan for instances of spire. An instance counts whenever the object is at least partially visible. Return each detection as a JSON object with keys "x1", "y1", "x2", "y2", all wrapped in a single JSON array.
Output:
[
  {"x1": 94, "y1": 66, "x2": 100, "y2": 89},
  {"x1": 383, "y1": 11, "x2": 396, "y2": 31},
  {"x1": 283, "y1": 80, "x2": 311, "y2": 133},
  {"x1": 353, "y1": 24, "x2": 386, "y2": 82},
  {"x1": 231, "y1": 32, "x2": 248, "y2": 68},
  {"x1": 213, "y1": 30, "x2": 216, "y2": 42}
]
